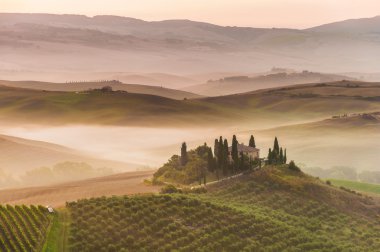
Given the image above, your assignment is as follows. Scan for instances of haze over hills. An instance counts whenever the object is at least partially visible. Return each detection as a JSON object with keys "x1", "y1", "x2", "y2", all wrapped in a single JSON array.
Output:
[
  {"x1": 1, "y1": 13, "x2": 380, "y2": 83},
  {"x1": 256, "y1": 112, "x2": 380, "y2": 172},
  {"x1": 184, "y1": 70, "x2": 354, "y2": 96},
  {"x1": 308, "y1": 15, "x2": 380, "y2": 33},
  {"x1": 0, "y1": 133, "x2": 140, "y2": 188},
  {"x1": 0, "y1": 79, "x2": 202, "y2": 100},
  {"x1": 0, "y1": 170, "x2": 158, "y2": 206},
  {"x1": 1, "y1": 81, "x2": 380, "y2": 127}
]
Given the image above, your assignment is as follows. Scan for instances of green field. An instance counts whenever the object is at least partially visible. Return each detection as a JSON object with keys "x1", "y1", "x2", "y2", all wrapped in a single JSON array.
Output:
[
  {"x1": 42, "y1": 210, "x2": 69, "y2": 252},
  {"x1": 0, "y1": 205, "x2": 52, "y2": 252},
  {"x1": 59, "y1": 166, "x2": 380, "y2": 251},
  {"x1": 1, "y1": 81, "x2": 380, "y2": 127},
  {"x1": 2, "y1": 167, "x2": 380, "y2": 251},
  {"x1": 329, "y1": 179, "x2": 380, "y2": 195}
]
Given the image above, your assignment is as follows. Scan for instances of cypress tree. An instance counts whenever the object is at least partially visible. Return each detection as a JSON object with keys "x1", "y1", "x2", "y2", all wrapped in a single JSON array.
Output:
[
  {"x1": 232, "y1": 135, "x2": 239, "y2": 166},
  {"x1": 274, "y1": 137, "x2": 280, "y2": 154},
  {"x1": 279, "y1": 147, "x2": 284, "y2": 164},
  {"x1": 207, "y1": 148, "x2": 215, "y2": 172},
  {"x1": 268, "y1": 148, "x2": 272, "y2": 164},
  {"x1": 218, "y1": 136, "x2": 224, "y2": 169},
  {"x1": 180, "y1": 142, "x2": 188, "y2": 166},
  {"x1": 249, "y1": 135, "x2": 256, "y2": 148},
  {"x1": 214, "y1": 139, "x2": 219, "y2": 160},
  {"x1": 223, "y1": 139, "x2": 229, "y2": 175},
  {"x1": 284, "y1": 149, "x2": 287, "y2": 164}
]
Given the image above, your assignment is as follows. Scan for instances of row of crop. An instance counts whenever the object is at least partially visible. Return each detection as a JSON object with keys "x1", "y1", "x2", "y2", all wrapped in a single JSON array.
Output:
[
  {"x1": 66, "y1": 194, "x2": 360, "y2": 251},
  {"x1": 206, "y1": 180, "x2": 380, "y2": 250},
  {"x1": 0, "y1": 205, "x2": 51, "y2": 252}
]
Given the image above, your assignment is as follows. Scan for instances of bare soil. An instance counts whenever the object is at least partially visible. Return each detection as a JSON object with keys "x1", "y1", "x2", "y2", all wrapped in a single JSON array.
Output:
[{"x1": 0, "y1": 170, "x2": 160, "y2": 207}]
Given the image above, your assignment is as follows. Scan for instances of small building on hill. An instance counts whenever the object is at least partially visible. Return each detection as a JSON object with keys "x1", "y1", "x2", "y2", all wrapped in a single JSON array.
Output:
[{"x1": 228, "y1": 143, "x2": 260, "y2": 160}]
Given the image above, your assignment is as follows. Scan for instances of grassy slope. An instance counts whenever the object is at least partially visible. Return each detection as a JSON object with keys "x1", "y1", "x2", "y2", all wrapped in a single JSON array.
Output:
[
  {"x1": 1, "y1": 81, "x2": 380, "y2": 127},
  {"x1": 330, "y1": 179, "x2": 380, "y2": 195},
  {"x1": 0, "y1": 86, "x2": 220, "y2": 126},
  {"x1": 0, "y1": 80, "x2": 202, "y2": 100},
  {"x1": 255, "y1": 111, "x2": 380, "y2": 171},
  {"x1": 0, "y1": 134, "x2": 136, "y2": 176},
  {"x1": 184, "y1": 72, "x2": 354, "y2": 96},
  {"x1": 62, "y1": 166, "x2": 380, "y2": 251},
  {"x1": 42, "y1": 209, "x2": 69, "y2": 252}
]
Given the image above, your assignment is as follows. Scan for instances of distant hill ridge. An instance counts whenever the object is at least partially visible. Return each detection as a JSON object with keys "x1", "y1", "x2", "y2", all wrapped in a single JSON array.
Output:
[
  {"x1": 1, "y1": 80, "x2": 380, "y2": 128},
  {"x1": 1, "y1": 13, "x2": 380, "y2": 76},
  {"x1": 184, "y1": 71, "x2": 355, "y2": 96},
  {"x1": 0, "y1": 79, "x2": 202, "y2": 100}
]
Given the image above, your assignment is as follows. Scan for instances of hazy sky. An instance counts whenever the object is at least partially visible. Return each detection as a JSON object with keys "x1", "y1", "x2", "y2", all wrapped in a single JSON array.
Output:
[{"x1": 1, "y1": 0, "x2": 380, "y2": 28}]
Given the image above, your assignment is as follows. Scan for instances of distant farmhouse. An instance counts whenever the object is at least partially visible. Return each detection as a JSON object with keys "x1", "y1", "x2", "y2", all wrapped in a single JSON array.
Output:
[{"x1": 228, "y1": 143, "x2": 260, "y2": 161}]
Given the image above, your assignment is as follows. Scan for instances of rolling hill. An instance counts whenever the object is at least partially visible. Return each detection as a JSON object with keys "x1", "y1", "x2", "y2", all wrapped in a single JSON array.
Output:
[
  {"x1": 1, "y1": 13, "x2": 380, "y2": 82},
  {"x1": 26, "y1": 165, "x2": 380, "y2": 251},
  {"x1": 308, "y1": 15, "x2": 380, "y2": 33},
  {"x1": 329, "y1": 179, "x2": 380, "y2": 195},
  {"x1": 184, "y1": 71, "x2": 354, "y2": 96},
  {"x1": 0, "y1": 80, "x2": 202, "y2": 100},
  {"x1": 255, "y1": 111, "x2": 380, "y2": 172},
  {"x1": 0, "y1": 170, "x2": 159, "y2": 207},
  {"x1": 1, "y1": 81, "x2": 380, "y2": 128},
  {"x1": 0, "y1": 133, "x2": 140, "y2": 188}
]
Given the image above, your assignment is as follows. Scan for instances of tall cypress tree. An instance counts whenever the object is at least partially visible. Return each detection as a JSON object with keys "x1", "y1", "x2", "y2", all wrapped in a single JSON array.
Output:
[
  {"x1": 268, "y1": 148, "x2": 272, "y2": 164},
  {"x1": 249, "y1": 135, "x2": 256, "y2": 148},
  {"x1": 218, "y1": 136, "x2": 224, "y2": 169},
  {"x1": 232, "y1": 135, "x2": 239, "y2": 166},
  {"x1": 279, "y1": 147, "x2": 284, "y2": 164},
  {"x1": 214, "y1": 139, "x2": 220, "y2": 180},
  {"x1": 214, "y1": 139, "x2": 219, "y2": 160},
  {"x1": 180, "y1": 142, "x2": 188, "y2": 166},
  {"x1": 207, "y1": 148, "x2": 215, "y2": 172},
  {"x1": 284, "y1": 149, "x2": 287, "y2": 164},
  {"x1": 223, "y1": 139, "x2": 229, "y2": 175},
  {"x1": 274, "y1": 137, "x2": 280, "y2": 154}
]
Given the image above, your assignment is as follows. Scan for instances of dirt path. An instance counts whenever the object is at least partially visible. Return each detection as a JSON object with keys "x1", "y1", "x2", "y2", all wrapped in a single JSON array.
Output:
[{"x1": 0, "y1": 170, "x2": 160, "y2": 207}]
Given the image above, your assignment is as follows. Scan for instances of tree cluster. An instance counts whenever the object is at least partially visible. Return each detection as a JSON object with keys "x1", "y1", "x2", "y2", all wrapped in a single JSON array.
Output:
[
  {"x1": 213, "y1": 135, "x2": 258, "y2": 178},
  {"x1": 154, "y1": 135, "x2": 259, "y2": 185},
  {"x1": 267, "y1": 137, "x2": 287, "y2": 165}
]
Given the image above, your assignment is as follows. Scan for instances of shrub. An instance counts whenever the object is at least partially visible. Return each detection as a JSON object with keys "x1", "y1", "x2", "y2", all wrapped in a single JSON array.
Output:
[
  {"x1": 160, "y1": 184, "x2": 181, "y2": 194},
  {"x1": 288, "y1": 161, "x2": 301, "y2": 172},
  {"x1": 100, "y1": 86, "x2": 113, "y2": 92}
]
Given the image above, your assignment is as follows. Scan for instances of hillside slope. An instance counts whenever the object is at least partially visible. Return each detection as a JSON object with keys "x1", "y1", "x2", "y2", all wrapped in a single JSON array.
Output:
[
  {"x1": 0, "y1": 170, "x2": 158, "y2": 207},
  {"x1": 1, "y1": 13, "x2": 380, "y2": 79},
  {"x1": 256, "y1": 111, "x2": 380, "y2": 171},
  {"x1": 184, "y1": 71, "x2": 353, "y2": 96},
  {"x1": 1, "y1": 81, "x2": 380, "y2": 127},
  {"x1": 64, "y1": 165, "x2": 380, "y2": 251},
  {"x1": 308, "y1": 15, "x2": 380, "y2": 33},
  {"x1": 0, "y1": 80, "x2": 202, "y2": 100},
  {"x1": 0, "y1": 133, "x2": 139, "y2": 187}
]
